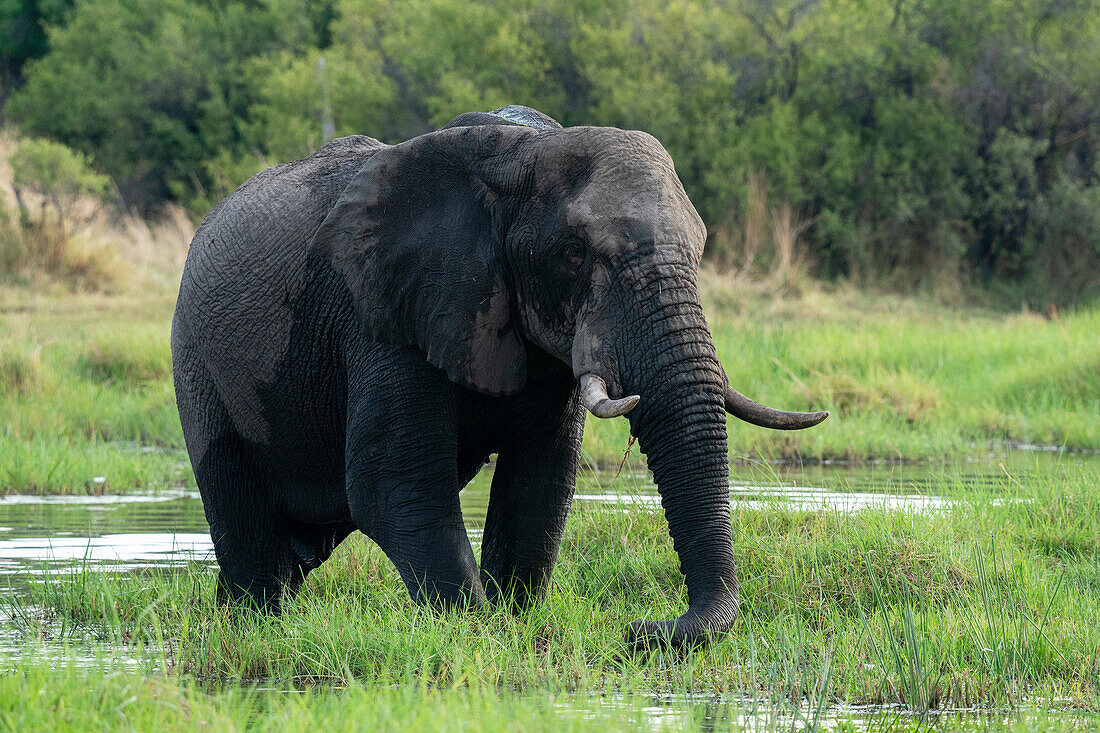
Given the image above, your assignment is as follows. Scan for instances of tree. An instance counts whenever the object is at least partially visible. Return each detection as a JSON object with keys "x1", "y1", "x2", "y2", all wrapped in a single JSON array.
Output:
[
  {"x1": 9, "y1": 136, "x2": 109, "y2": 235},
  {"x1": 5, "y1": 0, "x2": 1099, "y2": 301},
  {"x1": 0, "y1": 0, "x2": 72, "y2": 90},
  {"x1": 6, "y1": 0, "x2": 320, "y2": 210}
]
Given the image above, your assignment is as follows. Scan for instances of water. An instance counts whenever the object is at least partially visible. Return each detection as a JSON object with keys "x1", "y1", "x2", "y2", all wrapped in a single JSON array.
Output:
[
  {"x1": 0, "y1": 488, "x2": 211, "y2": 585},
  {"x1": 1, "y1": 449, "x2": 1097, "y2": 729},
  {"x1": 556, "y1": 693, "x2": 1100, "y2": 732},
  {"x1": 1, "y1": 450, "x2": 1094, "y2": 585}
]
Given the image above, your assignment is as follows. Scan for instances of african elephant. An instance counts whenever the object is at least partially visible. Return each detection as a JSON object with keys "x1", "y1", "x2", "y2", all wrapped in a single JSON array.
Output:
[{"x1": 171, "y1": 105, "x2": 827, "y2": 650}]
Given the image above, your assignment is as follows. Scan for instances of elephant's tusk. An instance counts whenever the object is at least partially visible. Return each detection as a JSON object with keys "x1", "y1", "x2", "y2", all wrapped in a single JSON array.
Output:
[
  {"x1": 579, "y1": 373, "x2": 640, "y2": 419},
  {"x1": 723, "y1": 385, "x2": 829, "y2": 430}
]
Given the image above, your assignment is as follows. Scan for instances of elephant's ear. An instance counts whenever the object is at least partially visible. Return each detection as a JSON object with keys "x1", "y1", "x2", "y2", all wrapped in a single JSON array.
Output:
[{"x1": 311, "y1": 125, "x2": 535, "y2": 396}]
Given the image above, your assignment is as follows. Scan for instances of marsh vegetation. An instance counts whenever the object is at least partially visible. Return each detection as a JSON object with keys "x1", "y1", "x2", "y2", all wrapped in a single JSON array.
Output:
[
  {"x1": 2, "y1": 263, "x2": 1099, "y2": 728},
  {"x1": 1, "y1": 2, "x2": 1098, "y2": 726},
  {"x1": 3, "y1": 273, "x2": 1098, "y2": 495},
  {"x1": 4, "y1": 459, "x2": 1100, "y2": 730}
]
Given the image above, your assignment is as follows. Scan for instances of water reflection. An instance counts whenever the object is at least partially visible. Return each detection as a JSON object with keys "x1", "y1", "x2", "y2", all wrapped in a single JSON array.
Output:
[
  {"x1": 0, "y1": 450, "x2": 1091, "y2": 586},
  {"x1": 0, "y1": 490, "x2": 211, "y2": 590},
  {"x1": 551, "y1": 691, "x2": 1100, "y2": 732},
  {"x1": 0, "y1": 533, "x2": 212, "y2": 569},
  {"x1": 577, "y1": 485, "x2": 954, "y2": 512}
]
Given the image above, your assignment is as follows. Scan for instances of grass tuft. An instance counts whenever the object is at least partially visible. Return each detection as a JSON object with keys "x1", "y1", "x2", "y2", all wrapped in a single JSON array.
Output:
[
  {"x1": 0, "y1": 342, "x2": 43, "y2": 394},
  {"x1": 78, "y1": 333, "x2": 172, "y2": 384}
]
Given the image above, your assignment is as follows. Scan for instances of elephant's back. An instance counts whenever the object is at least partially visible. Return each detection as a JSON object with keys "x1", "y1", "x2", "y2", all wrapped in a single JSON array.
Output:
[
  {"x1": 181, "y1": 134, "x2": 385, "y2": 301},
  {"x1": 173, "y1": 135, "x2": 385, "y2": 444}
]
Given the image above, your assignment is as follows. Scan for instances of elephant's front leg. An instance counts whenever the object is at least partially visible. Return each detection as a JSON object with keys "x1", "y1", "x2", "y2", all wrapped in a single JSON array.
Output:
[
  {"x1": 480, "y1": 394, "x2": 584, "y2": 608},
  {"x1": 345, "y1": 357, "x2": 485, "y2": 609},
  {"x1": 359, "y1": 478, "x2": 484, "y2": 609}
]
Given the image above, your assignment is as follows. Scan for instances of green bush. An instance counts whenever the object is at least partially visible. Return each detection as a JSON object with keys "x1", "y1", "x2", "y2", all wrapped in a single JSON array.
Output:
[
  {"x1": 6, "y1": 0, "x2": 1100, "y2": 303},
  {"x1": 1, "y1": 137, "x2": 125, "y2": 288},
  {"x1": 1022, "y1": 177, "x2": 1100, "y2": 305},
  {"x1": 9, "y1": 137, "x2": 110, "y2": 234}
]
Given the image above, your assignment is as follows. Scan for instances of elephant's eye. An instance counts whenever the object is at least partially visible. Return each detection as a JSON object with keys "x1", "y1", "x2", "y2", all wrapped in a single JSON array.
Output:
[{"x1": 563, "y1": 241, "x2": 586, "y2": 268}]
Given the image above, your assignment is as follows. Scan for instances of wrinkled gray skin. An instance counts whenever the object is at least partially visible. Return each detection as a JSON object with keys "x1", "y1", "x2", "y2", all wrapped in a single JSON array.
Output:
[{"x1": 172, "y1": 105, "x2": 826, "y2": 650}]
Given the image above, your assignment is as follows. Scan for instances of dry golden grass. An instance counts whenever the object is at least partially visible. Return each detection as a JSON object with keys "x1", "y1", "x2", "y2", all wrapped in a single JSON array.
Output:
[{"x1": 0, "y1": 128, "x2": 194, "y2": 292}]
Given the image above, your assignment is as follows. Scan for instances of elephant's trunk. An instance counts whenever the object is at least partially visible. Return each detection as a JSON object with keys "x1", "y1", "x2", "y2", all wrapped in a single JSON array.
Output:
[{"x1": 585, "y1": 271, "x2": 739, "y2": 650}]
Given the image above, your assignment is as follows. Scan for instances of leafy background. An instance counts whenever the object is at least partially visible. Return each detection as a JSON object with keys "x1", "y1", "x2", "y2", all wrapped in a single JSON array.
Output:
[{"x1": 1, "y1": 0, "x2": 1098, "y2": 304}]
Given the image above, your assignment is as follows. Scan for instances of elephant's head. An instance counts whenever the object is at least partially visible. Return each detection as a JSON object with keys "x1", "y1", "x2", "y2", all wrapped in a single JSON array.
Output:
[{"x1": 313, "y1": 109, "x2": 827, "y2": 649}]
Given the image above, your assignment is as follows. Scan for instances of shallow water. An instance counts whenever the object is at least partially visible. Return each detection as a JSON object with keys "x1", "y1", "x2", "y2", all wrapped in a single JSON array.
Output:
[
  {"x1": 558, "y1": 692, "x2": 1100, "y2": 732},
  {"x1": 1, "y1": 449, "x2": 1097, "y2": 729},
  {"x1": 0, "y1": 449, "x2": 1094, "y2": 586},
  {"x1": 0, "y1": 488, "x2": 211, "y2": 585}
]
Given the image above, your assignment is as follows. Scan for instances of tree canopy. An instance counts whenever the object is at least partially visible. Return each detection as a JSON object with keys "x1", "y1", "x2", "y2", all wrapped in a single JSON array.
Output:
[{"x1": 6, "y1": 0, "x2": 1100, "y2": 302}]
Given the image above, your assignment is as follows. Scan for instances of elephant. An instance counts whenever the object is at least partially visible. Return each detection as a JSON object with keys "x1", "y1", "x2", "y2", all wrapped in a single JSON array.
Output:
[{"x1": 171, "y1": 104, "x2": 828, "y2": 650}]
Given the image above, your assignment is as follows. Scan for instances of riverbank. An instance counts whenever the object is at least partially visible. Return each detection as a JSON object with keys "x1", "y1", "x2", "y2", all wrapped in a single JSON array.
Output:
[
  {"x1": 2, "y1": 276, "x2": 1097, "y2": 493},
  {"x1": 7, "y1": 459, "x2": 1099, "y2": 727}
]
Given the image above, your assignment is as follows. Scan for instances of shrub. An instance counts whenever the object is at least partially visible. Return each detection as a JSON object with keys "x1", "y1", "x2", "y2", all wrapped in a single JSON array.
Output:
[
  {"x1": 9, "y1": 137, "x2": 110, "y2": 237},
  {"x1": 1, "y1": 138, "x2": 127, "y2": 289},
  {"x1": 1022, "y1": 177, "x2": 1100, "y2": 306}
]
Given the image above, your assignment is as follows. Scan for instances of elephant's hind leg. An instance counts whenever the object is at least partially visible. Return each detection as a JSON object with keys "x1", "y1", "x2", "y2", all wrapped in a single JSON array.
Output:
[
  {"x1": 176, "y1": 349, "x2": 307, "y2": 611},
  {"x1": 193, "y1": 430, "x2": 301, "y2": 613}
]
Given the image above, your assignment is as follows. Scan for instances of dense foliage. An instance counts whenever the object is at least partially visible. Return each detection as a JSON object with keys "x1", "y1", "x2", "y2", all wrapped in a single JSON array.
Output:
[
  {"x1": 4, "y1": 0, "x2": 1099, "y2": 302},
  {"x1": 0, "y1": 0, "x2": 71, "y2": 90}
]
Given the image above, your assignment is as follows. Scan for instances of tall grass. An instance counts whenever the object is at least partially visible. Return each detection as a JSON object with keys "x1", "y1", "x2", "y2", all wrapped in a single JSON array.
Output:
[
  {"x1": 860, "y1": 556, "x2": 944, "y2": 714},
  {"x1": 0, "y1": 219, "x2": 127, "y2": 292},
  {"x1": 3, "y1": 241, "x2": 1100, "y2": 492},
  {"x1": 0, "y1": 432, "x2": 188, "y2": 495},
  {"x1": 12, "y1": 462, "x2": 1099, "y2": 712},
  {"x1": 0, "y1": 126, "x2": 193, "y2": 293},
  {"x1": 0, "y1": 341, "x2": 43, "y2": 394},
  {"x1": 0, "y1": 286, "x2": 186, "y2": 492},
  {"x1": 77, "y1": 332, "x2": 172, "y2": 384}
]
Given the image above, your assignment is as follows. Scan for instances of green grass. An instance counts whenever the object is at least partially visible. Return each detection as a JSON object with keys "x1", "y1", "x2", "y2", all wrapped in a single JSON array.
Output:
[
  {"x1": 0, "y1": 433, "x2": 189, "y2": 494},
  {"x1": 13, "y1": 462, "x2": 1100, "y2": 715},
  {"x1": 0, "y1": 662, "x2": 687, "y2": 732},
  {"x1": 4, "y1": 663, "x2": 1098, "y2": 733},
  {"x1": 586, "y1": 276, "x2": 1100, "y2": 464},
  {"x1": 0, "y1": 286, "x2": 187, "y2": 494},
  {"x1": 4, "y1": 276, "x2": 1099, "y2": 493}
]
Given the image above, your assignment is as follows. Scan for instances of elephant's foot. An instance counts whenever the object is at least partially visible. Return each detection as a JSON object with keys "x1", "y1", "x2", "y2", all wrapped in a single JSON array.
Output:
[
  {"x1": 624, "y1": 598, "x2": 739, "y2": 652},
  {"x1": 414, "y1": 578, "x2": 488, "y2": 611},
  {"x1": 215, "y1": 568, "x2": 297, "y2": 614},
  {"x1": 365, "y1": 519, "x2": 487, "y2": 611}
]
